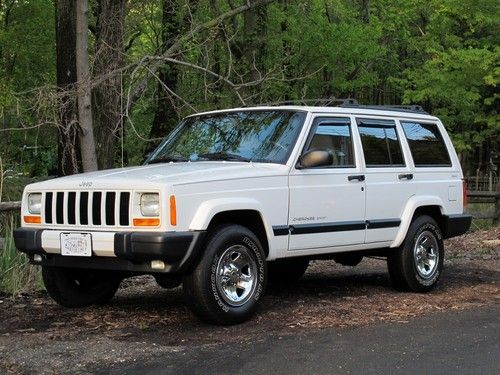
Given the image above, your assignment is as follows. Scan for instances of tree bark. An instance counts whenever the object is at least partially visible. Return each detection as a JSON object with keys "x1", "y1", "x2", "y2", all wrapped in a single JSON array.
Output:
[
  {"x1": 93, "y1": 0, "x2": 126, "y2": 169},
  {"x1": 126, "y1": 0, "x2": 275, "y2": 115},
  {"x1": 55, "y1": 0, "x2": 81, "y2": 175},
  {"x1": 76, "y1": 0, "x2": 98, "y2": 171},
  {"x1": 149, "y1": 0, "x2": 183, "y2": 142}
]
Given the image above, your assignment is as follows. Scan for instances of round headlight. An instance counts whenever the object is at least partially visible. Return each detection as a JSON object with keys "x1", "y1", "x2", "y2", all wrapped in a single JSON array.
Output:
[
  {"x1": 140, "y1": 193, "x2": 160, "y2": 217},
  {"x1": 28, "y1": 193, "x2": 42, "y2": 214}
]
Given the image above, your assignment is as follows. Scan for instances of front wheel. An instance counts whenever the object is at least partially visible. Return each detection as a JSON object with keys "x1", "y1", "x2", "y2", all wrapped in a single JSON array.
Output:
[
  {"x1": 183, "y1": 224, "x2": 267, "y2": 325},
  {"x1": 42, "y1": 267, "x2": 121, "y2": 307},
  {"x1": 387, "y1": 215, "x2": 444, "y2": 292}
]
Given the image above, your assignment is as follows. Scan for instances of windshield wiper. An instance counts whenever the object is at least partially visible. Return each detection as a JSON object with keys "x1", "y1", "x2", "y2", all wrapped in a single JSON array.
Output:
[
  {"x1": 197, "y1": 152, "x2": 251, "y2": 162},
  {"x1": 147, "y1": 155, "x2": 188, "y2": 164}
]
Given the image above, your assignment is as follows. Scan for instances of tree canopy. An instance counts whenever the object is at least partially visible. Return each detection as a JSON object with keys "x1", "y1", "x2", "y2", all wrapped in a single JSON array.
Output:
[{"x1": 0, "y1": 0, "x2": 498, "y2": 176}]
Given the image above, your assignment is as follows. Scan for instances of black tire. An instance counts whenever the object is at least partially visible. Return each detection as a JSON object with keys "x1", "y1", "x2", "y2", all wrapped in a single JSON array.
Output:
[
  {"x1": 42, "y1": 267, "x2": 121, "y2": 307},
  {"x1": 183, "y1": 224, "x2": 267, "y2": 325},
  {"x1": 155, "y1": 275, "x2": 181, "y2": 289},
  {"x1": 267, "y1": 258, "x2": 309, "y2": 286},
  {"x1": 387, "y1": 215, "x2": 444, "y2": 292}
]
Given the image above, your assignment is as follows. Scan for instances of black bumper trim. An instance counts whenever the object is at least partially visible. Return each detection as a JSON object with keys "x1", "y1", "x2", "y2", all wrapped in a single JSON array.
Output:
[
  {"x1": 13, "y1": 228, "x2": 44, "y2": 255},
  {"x1": 442, "y1": 214, "x2": 472, "y2": 239},
  {"x1": 13, "y1": 228, "x2": 206, "y2": 274}
]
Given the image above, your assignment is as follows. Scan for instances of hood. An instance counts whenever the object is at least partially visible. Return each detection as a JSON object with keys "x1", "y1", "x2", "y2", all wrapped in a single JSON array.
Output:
[{"x1": 26, "y1": 162, "x2": 290, "y2": 191}]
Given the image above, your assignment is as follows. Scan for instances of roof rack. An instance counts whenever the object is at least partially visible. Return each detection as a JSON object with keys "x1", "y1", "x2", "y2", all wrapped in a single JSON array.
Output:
[
  {"x1": 257, "y1": 98, "x2": 428, "y2": 114},
  {"x1": 260, "y1": 98, "x2": 358, "y2": 107}
]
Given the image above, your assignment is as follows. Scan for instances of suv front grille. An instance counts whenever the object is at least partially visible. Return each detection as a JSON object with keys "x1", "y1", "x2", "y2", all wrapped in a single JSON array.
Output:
[{"x1": 43, "y1": 191, "x2": 130, "y2": 227}]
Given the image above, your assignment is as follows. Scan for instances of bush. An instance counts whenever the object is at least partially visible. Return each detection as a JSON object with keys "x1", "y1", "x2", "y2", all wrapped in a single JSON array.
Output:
[{"x1": 0, "y1": 214, "x2": 41, "y2": 295}]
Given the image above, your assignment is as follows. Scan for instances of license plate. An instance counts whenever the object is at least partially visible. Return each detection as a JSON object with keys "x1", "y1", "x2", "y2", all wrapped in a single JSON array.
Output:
[{"x1": 61, "y1": 233, "x2": 92, "y2": 257}]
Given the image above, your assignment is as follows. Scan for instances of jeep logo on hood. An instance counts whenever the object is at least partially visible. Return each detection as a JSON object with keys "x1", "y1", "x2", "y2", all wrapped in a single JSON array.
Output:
[{"x1": 79, "y1": 181, "x2": 93, "y2": 188}]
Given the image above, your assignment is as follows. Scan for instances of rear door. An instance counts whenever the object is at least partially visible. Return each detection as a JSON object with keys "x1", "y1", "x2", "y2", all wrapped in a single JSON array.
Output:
[{"x1": 356, "y1": 117, "x2": 416, "y2": 243}]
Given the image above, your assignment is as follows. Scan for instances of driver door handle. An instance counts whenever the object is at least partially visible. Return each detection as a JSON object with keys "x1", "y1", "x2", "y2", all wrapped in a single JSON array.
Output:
[
  {"x1": 398, "y1": 173, "x2": 414, "y2": 180},
  {"x1": 348, "y1": 175, "x2": 365, "y2": 182}
]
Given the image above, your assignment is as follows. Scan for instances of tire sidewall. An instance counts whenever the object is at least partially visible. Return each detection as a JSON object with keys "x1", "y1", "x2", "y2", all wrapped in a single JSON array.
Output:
[
  {"x1": 203, "y1": 226, "x2": 267, "y2": 321},
  {"x1": 43, "y1": 267, "x2": 121, "y2": 307},
  {"x1": 405, "y1": 217, "x2": 444, "y2": 289}
]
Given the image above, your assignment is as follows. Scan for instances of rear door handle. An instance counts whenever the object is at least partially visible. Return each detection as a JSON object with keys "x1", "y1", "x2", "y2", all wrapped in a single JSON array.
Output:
[
  {"x1": 348, "y1": 175, "x2": 365, "y2": 182},
  {"x1": 398, "y1": 173, "x2": 413, "y2": 180}
]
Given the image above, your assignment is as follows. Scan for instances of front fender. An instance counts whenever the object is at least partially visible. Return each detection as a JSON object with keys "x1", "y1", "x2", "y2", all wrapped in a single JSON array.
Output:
[
  {"x1": 390, "y1": 195, "x2": 446, "y2": 248},
  {"x1": 188, "y1": 197, "x2": 267, "y2": 231}
]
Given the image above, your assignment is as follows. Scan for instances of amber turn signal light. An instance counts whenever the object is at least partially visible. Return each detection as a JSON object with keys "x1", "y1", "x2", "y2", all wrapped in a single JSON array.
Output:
[
  {"x1": 170, "y1": 195, "x2": 177, "y2": 226},
  {"x1": 24, "y1": 215, "x2": 41, "y2": 224},
  {"x1": 133, "y1": 218, "x2": 160, "y2": 227}
]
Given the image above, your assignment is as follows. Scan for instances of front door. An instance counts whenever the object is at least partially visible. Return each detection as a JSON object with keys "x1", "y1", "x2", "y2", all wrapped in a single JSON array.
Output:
[{"x1": 288, "y1": 116, "x2": 366, "y2": 252}]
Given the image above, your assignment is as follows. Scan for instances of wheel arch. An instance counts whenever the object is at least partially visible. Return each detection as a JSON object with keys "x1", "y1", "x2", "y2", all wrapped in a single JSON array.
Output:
[
  {"x1": 189, "y1": 198, "x2": 272, "y2": 257},
  {"x1": 391, "y1": 196, "x2": 446, "y2": 248}
]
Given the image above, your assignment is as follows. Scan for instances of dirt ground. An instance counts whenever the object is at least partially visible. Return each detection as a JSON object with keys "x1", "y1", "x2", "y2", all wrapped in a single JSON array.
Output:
[{"x1": 0, "y1": 228, "x2": 498, "y2": 374}]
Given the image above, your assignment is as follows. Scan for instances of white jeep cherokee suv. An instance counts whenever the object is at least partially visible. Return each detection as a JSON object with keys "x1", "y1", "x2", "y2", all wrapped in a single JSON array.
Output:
[{"x1": 15, "y1": 101, "x2": 471, "y2": 324}]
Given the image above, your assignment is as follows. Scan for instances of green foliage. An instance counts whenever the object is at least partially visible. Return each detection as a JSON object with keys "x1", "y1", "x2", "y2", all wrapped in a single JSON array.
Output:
[
  {"x1": 0, "y1": 215, "x2": 42, "y2": 295},
  {"x1": 0, "y1": 0, "x2": 56, "y2": 175},
  {"x1": 0, "y1": 0, "x2": 498, "y2": 175}
]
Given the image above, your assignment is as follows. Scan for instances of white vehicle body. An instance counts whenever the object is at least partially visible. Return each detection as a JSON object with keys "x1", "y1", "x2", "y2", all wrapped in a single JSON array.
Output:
[{"x1": 15, "y1": 105, "x2": 469, "y2": 271}]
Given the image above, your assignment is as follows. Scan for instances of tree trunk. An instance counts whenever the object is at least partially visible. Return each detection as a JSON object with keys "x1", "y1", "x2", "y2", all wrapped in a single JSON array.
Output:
[
  {"x1": 76, "y1": 0, "x2": 98, "y2": 172},
  {"x1": 149, "y1": 0, "x2": 183, "y2": 143},
  {"x1": 55, "y1": 0, "x2": 81, "y2": 176},
  {"x1": 93, "y1": 0, "x2": 126, "y2": 169}
]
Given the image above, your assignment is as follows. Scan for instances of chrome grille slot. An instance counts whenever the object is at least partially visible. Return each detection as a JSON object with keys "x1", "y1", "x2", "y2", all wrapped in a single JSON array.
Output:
[{"x1": 41, "y1": 190, "x2": 131, "y2": 227}]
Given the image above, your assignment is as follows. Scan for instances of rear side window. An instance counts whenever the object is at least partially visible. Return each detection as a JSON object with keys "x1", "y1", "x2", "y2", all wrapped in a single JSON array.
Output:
[
  {"x1": 357, "y1": 119, "x2": 405, "y2": 167},
  {"x1": 306, "y1": 117, "x2": 355, "y2": 167},
  {"x1": 401, "y1": 122, "x2": 452, "y2": 167}
]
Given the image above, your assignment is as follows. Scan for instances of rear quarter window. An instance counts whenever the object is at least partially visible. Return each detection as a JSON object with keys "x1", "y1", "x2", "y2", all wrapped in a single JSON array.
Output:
[{"x1": 401, "y1": 122, "x2": 452, "y2": 167}]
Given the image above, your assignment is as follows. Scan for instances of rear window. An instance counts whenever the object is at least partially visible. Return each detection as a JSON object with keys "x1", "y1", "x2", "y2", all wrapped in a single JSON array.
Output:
[
  {"x1": 401, "y1": 122, "x2": 451, "y2": 167},
  {"x1": 357, "y1": 119, "x2": 405, "y2": 167}
]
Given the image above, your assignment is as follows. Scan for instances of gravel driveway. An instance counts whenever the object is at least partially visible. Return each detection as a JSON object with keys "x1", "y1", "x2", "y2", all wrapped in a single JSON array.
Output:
[{"x1": 0, "y1": 228, "x2": 498, "y2": 374}]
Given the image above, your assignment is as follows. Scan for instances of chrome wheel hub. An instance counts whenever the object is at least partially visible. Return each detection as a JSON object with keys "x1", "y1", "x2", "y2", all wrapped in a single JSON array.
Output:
[
  {"x1": 216, "y1": 245, "x2": 257, "y2": 307},
  {"x1": 413, "y1": 231, "x2": 439, "y2": 279}
]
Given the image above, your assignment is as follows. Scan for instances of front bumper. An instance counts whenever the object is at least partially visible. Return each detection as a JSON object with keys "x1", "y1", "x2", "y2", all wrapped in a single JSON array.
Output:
[{"x1": 13, "y1": 228, "x2": 206, "y2": 274}]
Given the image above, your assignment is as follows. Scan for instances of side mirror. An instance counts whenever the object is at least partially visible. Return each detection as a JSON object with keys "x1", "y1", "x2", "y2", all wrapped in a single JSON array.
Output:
[{"x1": 298, "y1": 149, "x2": 333, "y2": 169}]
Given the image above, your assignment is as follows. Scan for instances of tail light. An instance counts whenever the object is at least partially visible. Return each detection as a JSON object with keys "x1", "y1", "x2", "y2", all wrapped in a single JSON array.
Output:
[{"x1": 462, "y1": 179, "x2": 468, "y2": 209}]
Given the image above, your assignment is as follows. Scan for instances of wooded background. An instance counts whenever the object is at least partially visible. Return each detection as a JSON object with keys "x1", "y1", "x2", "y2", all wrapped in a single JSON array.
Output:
[{"x1": 0, "y1": 0, "x2": 498, "y2": 182}]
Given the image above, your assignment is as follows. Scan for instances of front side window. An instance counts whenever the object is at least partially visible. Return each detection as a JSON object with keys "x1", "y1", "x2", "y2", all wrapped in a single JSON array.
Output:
[
  {"x1": 401, "y1": 122, "x2": 451, "y2": 166},
  {"x1": 305, "y1": 117, "x2": 355, "y2": 167},
  {"x1": 147, "y1": 110, "x2": 306, "y2": 164},
  {"x1": 357, "y1": 118, "x2": 405, "y2": 167}
]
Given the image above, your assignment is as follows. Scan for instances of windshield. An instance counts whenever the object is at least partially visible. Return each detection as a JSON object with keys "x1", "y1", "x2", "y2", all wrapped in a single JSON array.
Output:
[{"x1": 147, "y1": 110, "x2": 306, "y2": 164}]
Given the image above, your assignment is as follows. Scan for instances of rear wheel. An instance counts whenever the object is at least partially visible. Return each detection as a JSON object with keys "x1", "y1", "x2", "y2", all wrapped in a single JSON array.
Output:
[
  {"x1": 387, "y1": 215, "x2": 444, "y2": 292},
  {"x1": 42, "y1": 267, "x2": 121, "y2": 307},
  {"x1": 267, "y1": 258, "x2": 309, "y2": 286},
  {"x1": 183, "y1": 224, "x2": 267, "y2": 325}
]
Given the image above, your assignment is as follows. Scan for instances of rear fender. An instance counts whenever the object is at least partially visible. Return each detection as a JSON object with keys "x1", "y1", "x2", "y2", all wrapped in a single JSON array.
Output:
[{"x1": 390, "y1": 196, "x2": 445, "y2": 248}]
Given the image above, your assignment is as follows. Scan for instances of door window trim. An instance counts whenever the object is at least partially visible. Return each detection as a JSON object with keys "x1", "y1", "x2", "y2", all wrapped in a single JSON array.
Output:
[
  {"x1": 356, "y1": 117, "x2": 407, "y2": 168},
  {"x1": 296, "y1": 116, "x2": 357, "y2": 169}
]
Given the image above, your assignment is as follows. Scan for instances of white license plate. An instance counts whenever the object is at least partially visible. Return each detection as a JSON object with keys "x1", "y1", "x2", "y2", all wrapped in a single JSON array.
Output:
[{"x1": 61, "y1": 233, "x2": 92, "y2": 257}]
